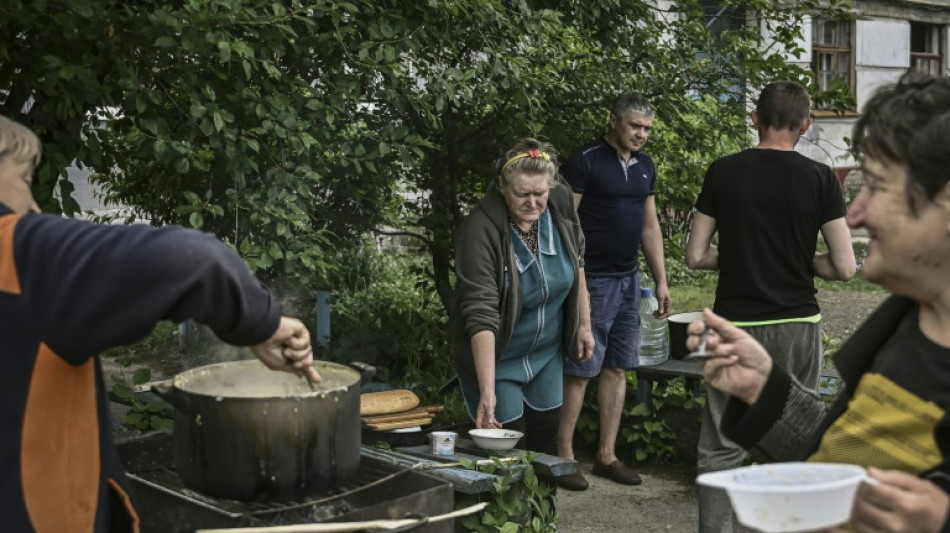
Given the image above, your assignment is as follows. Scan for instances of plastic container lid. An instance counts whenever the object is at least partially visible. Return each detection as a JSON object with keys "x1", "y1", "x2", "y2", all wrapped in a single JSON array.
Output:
[{"x1": 640, "y1": 287, "x2": 653, "y2": 298}]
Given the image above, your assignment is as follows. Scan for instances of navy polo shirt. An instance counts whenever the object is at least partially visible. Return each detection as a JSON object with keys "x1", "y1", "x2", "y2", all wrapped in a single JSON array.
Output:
[{"x1": 560, "y1": 138, "x2": 656, "y2": 276}]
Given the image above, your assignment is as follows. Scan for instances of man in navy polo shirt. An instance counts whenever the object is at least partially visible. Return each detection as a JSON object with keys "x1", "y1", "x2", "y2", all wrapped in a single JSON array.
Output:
[{"x1": 557, "y1": 91, "x2": 672, "y2": 491}]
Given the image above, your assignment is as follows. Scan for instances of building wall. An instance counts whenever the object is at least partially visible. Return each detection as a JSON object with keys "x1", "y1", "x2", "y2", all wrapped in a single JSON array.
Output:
[
  {"x1": 792, "y1": 1, "x2": 950, "y2": 174},
  {"x1": 854, "y1": 19, "x2": 910, "y2": 109}
]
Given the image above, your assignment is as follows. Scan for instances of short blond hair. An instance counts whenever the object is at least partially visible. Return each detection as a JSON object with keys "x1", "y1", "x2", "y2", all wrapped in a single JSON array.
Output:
[{"x1": 0, "y1": 115, "x2": 41, "y2": 169}]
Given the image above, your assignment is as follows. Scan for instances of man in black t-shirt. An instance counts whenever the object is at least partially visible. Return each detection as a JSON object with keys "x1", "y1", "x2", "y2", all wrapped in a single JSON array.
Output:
[
  {"x1": 686, "y1": 80, "x2": 856, "y2": 532},
  {"x1": 686, "y1": 72, "x2": 950, "y2": 533}
]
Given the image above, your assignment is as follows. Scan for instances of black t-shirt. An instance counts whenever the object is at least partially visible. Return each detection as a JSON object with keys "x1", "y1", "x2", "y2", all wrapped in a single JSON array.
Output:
[
  {"x1": 561, "y1": 138, "x2": 656, "y2": 276},
  {"x1": 695, "y1": 148, "x2": 846, "y2": 320},
  {"x1": 871, "y1": 308, "x2": 950, "y2": 412},
  {"x1": 810, "y1": 307, "x2": 950, "y2": 473}
]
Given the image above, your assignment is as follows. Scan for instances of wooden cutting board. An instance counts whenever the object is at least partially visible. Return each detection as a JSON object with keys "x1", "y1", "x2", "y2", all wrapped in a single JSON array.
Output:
[
  {"x1": 361, "y1": 405, "x2": 444, "y2": 425},
  {"x1": 364, "y1": 417, "x2": 434, "y2": 431}
]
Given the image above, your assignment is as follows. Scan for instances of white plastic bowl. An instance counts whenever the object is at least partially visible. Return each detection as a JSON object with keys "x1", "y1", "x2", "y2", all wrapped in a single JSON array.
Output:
[
  {"x1": 468, "y1": 429, "x2": 524, "y2": 451},
  {"x1": 696, "y1": 462, "x2": 868, "y2": 533}
]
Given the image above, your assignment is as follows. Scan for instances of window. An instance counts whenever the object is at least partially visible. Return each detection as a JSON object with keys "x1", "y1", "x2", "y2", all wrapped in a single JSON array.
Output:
[
  {"x1": 812, "y1": 18, "x2": 852, "y2": 92},
  {"x1": 911, "y1": 23, "x2": 943, "y2": 76},
  {"x1": 693, "y1": 1, "x2": 748, "y2": 102},
  {"x1": 700, "y1": 0, "x2": 745, "y2": 36}
]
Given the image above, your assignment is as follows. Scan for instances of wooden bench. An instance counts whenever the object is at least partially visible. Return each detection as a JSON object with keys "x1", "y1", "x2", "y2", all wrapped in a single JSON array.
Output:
[{"x1": 633, "y1": 359, "x2": 842, "y2": 408}]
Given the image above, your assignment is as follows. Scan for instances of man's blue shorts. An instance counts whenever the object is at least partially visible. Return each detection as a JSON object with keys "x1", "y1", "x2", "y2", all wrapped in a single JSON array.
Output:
[{"x1": 564, "y1": 273, "x2": 642, "y2": 378}]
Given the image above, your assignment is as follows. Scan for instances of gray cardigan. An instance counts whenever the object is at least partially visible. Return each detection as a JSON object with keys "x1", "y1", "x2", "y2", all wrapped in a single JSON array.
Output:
[{"x1": 451, "y1": 176, "x2": 585, "y2": 388}]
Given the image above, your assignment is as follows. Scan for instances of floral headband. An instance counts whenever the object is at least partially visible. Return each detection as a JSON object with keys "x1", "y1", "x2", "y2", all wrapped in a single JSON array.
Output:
[{"x1": 501, "y1": 149, "x2": 552, "y2": 172}]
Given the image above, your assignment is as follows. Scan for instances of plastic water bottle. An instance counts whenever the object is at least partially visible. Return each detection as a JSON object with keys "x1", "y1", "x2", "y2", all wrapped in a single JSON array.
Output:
[{"x1": 638, "y1": 287, "x2": 669, "y2": 366}]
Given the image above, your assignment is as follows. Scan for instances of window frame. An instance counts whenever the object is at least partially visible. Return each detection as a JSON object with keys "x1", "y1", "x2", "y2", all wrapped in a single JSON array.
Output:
[
  {"x1": 811, "y1": 17, "x2": 854, "y2": 99},
  {"x1": 910, "y1": 22, "x2": 944, "y2": 76}
]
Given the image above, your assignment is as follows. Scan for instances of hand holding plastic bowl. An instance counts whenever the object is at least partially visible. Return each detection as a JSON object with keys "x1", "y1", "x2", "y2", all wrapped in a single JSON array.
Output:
[{"x1": 697, "y1": 462, "x2": 871, "y2": 533}]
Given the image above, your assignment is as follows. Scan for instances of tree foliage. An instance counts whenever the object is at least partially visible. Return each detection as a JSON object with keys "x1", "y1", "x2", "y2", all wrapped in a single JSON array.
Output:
[{"x1": 1, "y1": 0, "x2": 852, "y2": 307}]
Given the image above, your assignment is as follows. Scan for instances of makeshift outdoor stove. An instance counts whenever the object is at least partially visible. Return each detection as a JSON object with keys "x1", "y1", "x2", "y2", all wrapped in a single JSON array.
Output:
[{"x1": 116, "y1": 432, "x2": 455, "y2": 533}]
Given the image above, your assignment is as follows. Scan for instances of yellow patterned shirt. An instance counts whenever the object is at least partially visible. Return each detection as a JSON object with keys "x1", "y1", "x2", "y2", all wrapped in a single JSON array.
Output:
[{"x1": 809, "y1": 310, "x2": 950, "y2": 474}]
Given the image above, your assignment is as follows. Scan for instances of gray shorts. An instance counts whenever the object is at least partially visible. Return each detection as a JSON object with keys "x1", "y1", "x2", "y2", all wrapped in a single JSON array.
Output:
[{"x1": 563, "y1": 273, "x2": 642, "y2": 378}]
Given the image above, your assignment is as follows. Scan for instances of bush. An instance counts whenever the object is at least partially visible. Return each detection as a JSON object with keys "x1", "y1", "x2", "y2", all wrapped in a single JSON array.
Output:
[
  {"x1": 573, "y1": 372, "x2": 704, "y2": 464},
  {"x1": 324, "y1": 241, "x2": 463, "y2": 410},
  {"x1": 456, "y1": 454, "x2": 559, "y2": 533}
]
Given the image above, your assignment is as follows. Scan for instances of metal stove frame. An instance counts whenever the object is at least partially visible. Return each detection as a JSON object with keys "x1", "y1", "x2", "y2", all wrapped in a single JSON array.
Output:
[{"x1": 116, "y1": 433, "x2": 454, "y2": 533}]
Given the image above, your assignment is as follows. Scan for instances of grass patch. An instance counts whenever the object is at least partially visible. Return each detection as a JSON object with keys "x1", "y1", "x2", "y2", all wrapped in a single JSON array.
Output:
[
  {"x1": 812, "y1": 239, "x2": 883, "y2": 293},
  {"x1": 815, "y1": 271, "x2": 885, "y2": 294},
  {"x1": 675, "y1": 273, "x2": 884, "y2": 310},
  {"x1": 669, "y1": 283, "x2": 716, "y2": 313}
]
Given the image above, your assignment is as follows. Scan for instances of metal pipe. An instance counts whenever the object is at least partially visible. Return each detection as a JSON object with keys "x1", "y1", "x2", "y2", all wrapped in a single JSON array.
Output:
[{"x1": 316, "y1": 290, "x2": 331, "y2": 350}]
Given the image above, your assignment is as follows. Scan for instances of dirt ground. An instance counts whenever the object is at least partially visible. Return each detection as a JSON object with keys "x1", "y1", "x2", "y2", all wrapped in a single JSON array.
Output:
[
  {"x1": 815, "y1": 290, "x2": 890, "y2": 350},
  {"x1": 105, "y1": 288, "x2": 889, "y2": 532}
]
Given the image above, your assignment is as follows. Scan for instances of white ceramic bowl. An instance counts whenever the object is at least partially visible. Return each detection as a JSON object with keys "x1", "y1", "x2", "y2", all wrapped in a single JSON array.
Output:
[
  {"x1": 468, "y1": 429, "x2": 524, "y2": 451},
  {"x1": 696, "y1": 462, "x2": 867, "y2": 533}
]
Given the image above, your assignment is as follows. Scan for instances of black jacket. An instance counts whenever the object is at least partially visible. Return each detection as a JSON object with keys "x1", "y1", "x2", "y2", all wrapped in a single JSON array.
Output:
[
  {"x1": 722, "y1": 295, "x2": 950, "y2": 531},
  {"x1": 451, "y1": 177, "x2": 585, "y2": 388},
  {"x1": 0, "y1": 205, "x2": 280, "y2": 532}
]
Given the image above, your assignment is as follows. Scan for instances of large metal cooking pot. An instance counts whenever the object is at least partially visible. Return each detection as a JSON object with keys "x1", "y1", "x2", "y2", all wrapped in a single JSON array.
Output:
[{"x1": 153, "y1": 359, "x2": 373, "y2": 501}]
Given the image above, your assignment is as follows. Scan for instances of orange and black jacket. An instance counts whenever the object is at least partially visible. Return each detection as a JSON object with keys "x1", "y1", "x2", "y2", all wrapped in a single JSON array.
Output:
[{"x1": 0, "y1": 204, "x2": 281, "y2": 532}]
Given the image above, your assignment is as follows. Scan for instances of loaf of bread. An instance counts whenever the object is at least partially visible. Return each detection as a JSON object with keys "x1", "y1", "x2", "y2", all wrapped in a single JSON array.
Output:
[{"x1": 360, "y1": 389, "x2": 421, "y2": 416}]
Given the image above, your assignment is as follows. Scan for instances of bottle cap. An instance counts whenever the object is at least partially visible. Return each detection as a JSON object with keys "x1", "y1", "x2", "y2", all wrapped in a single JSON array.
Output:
[{"x1": 640, "y1": 287, "x2": 653, "y2": 298}]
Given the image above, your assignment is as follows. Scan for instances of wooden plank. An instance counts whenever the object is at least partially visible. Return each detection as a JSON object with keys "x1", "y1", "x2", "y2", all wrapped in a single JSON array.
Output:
[
  {"x1": 360, "y1": 446, "x2": 500, "y2": 494},
  {"x1": 635, "y1": 359, "x2": 840, "y2": 381},
  {"x1": 635, "y1": 359, "x2": 703, "y2": 379},
  {"x1": 633, "y1": 359, "x2": 843, "y2": 406},
  {"x1": 365, "y1": 417, "x2": 433, "y2": 431},
  {"x1": 525, "y1": 452, "x2": 579, "y2": 477},
  {"x1": 361, "y1": 405, "x2": 444, "y2": 425},
  {"x1": 633, "y1": 360, "x2": 703, "y2": 406},
  {"x1": 399, "y1": 440, "x2": 579, "y2": 478}
]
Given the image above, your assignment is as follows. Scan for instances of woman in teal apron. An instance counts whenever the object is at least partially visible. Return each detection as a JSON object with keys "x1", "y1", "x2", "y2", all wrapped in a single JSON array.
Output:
[{"x1": 452, "y1": 138, "x2": 594, "y2": 455}]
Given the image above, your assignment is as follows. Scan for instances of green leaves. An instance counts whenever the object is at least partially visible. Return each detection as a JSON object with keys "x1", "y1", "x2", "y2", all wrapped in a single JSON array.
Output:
[
  {"x1": 458, "y1": 453, "x2": 558, "y2": 532},
  {"x1": 107, "y1": 339, "x2": 174, "y2": 431},
  {"x1": 4, "y1": 0, "x2": 853, "y2": 337},
  {"x1": 132, "y1": 367, "x2": 151, "y2": 386},
  {"x1": 212, "y1": 112, "x2": 225, "y2": 133}
]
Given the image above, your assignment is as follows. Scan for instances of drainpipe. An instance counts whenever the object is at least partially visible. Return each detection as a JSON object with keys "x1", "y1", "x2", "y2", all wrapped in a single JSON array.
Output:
[{"x1": 315, "y1": 290, "x2": 331, "y2": 351}]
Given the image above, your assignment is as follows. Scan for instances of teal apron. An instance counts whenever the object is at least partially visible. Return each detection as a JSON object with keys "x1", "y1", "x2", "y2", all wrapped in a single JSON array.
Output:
[{"x1": 461, "y1": 209, "x2": 575, "y2": 423}]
